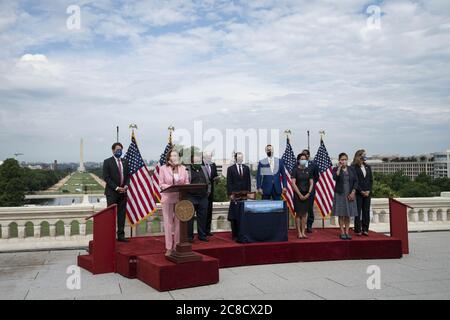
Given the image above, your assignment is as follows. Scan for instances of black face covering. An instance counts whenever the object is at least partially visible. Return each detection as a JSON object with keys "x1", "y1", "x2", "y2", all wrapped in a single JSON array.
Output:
[{"x1": 266, "y1": 151, "x2": 272, "y2": 157}]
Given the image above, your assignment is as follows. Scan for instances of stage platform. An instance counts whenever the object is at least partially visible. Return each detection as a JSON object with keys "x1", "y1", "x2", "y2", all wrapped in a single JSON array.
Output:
[{"x1": 79, "y1": 228, "x2": 402, "y2": 292}]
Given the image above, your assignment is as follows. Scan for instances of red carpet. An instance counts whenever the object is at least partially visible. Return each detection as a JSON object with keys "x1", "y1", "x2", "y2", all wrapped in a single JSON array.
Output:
[{"x1": 84, "y1": 228, "x2": 402, "y2": 292}]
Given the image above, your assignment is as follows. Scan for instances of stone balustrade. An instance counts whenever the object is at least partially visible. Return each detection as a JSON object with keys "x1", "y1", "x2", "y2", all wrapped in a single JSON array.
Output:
[{"x1": 1, "y1": 194, "x2": 449, "y2": 251}]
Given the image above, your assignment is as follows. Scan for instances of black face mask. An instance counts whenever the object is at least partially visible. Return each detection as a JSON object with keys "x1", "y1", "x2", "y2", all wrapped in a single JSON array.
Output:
[{"x1": 266, "y1": 151, "x2": 272, "y2": 157}]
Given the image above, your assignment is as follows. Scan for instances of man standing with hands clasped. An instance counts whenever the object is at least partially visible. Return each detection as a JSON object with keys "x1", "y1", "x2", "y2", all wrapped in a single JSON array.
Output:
[
  {"x1": 103, "y1": 142, "x2": 130, "y2": 242},
  {"x1": 256, "y1": 144, "x2": 287, "y2": 200}
]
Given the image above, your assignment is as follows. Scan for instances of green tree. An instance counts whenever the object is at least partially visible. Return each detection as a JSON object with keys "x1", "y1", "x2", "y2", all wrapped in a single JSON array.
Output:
[
  {"x1": 0, "y1": 159, "x2": 26, "y2": 206},
  {"x1": 213, "y1": 177, "x2": 228, "y2": 202}
]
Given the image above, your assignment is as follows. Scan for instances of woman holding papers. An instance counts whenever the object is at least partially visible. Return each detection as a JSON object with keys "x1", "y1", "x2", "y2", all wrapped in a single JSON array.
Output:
[{"x1": 160, "y1": 149, "x2": 189, "y2": 256}]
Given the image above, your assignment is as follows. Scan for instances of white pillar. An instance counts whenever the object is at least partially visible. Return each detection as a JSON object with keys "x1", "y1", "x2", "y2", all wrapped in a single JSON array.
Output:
[
  {"x1": 422, "y1": 210, "x2": 428, "y2": 222},
  {"x1": 34, "y1": 224, "x2": 41, "y2": 238},
  {"x1": 49, "y1": 224, "x2": 56, "y2": 237},
  {"x1": 17, "y1": 224, "x2": 26, "y2": 238},
  {"x1": 79, "y1": 222, "x2": 86, "y2": 236},
  {"x1": 1, "y1": 225, "x2": 9, "y2": 239},
  {"x1": 64, "y1": 224, "x2": 71, "y2": 237}
]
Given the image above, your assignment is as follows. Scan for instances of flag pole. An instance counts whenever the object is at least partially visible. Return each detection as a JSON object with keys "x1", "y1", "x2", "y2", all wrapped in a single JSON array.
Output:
[
  {"x1": 319, "y1": 129, "x2": 326, "y2": 228},
  {"x1": 283, "y1": 129, "x2": 293, "y2": 228},
  {"x1": 307, "y1": 130, "x2": 310, "y2": 152},
  {"x1": 128, "y1": 124, "x2": 138, "y2": 237}
]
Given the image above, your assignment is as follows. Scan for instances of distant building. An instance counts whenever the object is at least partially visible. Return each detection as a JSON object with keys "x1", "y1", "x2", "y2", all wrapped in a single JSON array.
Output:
[
  {"x1": 50, "y1": 160, "x2": 58, "y2": 171},
  {"x1": 368, "y1": 150, "x2": 450, "y2": 180}
]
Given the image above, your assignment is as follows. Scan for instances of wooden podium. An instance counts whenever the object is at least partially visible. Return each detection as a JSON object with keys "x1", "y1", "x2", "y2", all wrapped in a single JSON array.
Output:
[
  {"x1": 161, "y1": 183, "x2": 207, "y2": 263},
  {"x1": 389, "y1": 198, "x2": 412, "y2": 254},
  {"x1": 78, "y1": 204, "x2": 117, "y2": 274}
]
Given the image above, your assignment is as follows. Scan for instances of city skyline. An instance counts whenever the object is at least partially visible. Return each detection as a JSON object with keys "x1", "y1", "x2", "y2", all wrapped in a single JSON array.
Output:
[{"x1": 1, "y1": 0, "x2": 450, "y2": 162}]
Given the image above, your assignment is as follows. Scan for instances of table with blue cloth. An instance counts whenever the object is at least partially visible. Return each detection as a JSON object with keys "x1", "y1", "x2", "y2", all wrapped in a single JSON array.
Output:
[{"x1": 228, "y1": 200, "x2": 288, "y2": 243}]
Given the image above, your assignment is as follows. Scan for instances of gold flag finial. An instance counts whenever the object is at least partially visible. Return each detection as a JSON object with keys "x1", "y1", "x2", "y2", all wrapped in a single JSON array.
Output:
[
  {"x1": 129, "y1": 124, "x2": 138, "y2": 137},
  {"x1": 319, "y1": 130, "x2": 325, "y2": 140},
  {"x1": 168, "y1": 126, "x2": 175, "y2": 145},
  {"x1": 284, "y1": 129, "x2": 292, "y2": 141}
]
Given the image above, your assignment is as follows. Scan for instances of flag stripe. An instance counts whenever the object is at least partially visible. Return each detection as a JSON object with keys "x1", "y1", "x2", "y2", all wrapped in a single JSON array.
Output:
[{"x1": 313, "y1": 139, "x2": 336, "y2": 219}]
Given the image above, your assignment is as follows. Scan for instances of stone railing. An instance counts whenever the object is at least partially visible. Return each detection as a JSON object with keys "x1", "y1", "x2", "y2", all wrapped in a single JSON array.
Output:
[{"x1": 1, "y1": 193, "x2": 449, "y2": 251}]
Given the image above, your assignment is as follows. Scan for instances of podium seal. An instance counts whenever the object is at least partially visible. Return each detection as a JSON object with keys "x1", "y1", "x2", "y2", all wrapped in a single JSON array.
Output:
[{"x1": 175, "y1": 200, "x2": 195, "y2": 222}]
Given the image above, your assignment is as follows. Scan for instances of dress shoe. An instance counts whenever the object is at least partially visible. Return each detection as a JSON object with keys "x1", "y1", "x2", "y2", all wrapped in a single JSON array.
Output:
[
  {"x1": 117, "y1": 237, "x2": 129, "y2": 243},
  {"x1": 188, "y1": 238, "x2": 194, "y2": 243},
  {"x1": 206, "y1": 232, "x2": 214, "y2": 237},
  {"x1": 362, "y1": 231, "x2": 369, "y2": 236},
  {"x1": 198, "y1": 237, "x2": 209, "y2": 242},
  {"x1": 306, "y1": 228, "x2": 313, "y2": 233},
  {"x1": 346, "y1": 234, "x2": 352, "y2": 240}
]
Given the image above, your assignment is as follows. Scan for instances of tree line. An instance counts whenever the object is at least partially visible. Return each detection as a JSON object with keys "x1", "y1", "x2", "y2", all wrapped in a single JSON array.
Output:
[{"x1": 0, "y1": 158, "x2": 68, "y2": 206}]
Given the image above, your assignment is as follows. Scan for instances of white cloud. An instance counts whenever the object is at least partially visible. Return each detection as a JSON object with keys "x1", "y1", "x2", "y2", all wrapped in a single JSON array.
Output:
[{"x1": 0, "y1": 0, "x2": 449, "y2": 162}]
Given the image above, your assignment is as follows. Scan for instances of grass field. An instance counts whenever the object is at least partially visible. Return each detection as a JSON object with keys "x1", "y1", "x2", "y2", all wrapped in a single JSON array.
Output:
[{"x1": 59, "y1": 172, "x2": 104, "y2": 194}]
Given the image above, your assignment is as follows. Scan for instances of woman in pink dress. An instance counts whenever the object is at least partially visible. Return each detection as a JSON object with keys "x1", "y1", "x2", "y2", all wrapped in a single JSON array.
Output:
[{"x1": 159, "y1": 149, "x2": 190, "y2": 256}]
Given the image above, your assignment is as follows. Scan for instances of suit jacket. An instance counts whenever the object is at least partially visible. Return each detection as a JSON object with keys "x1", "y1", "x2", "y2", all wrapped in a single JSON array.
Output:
[
  {"x1": 353, "y1": 163, "x2": 373, "y2": 193},
  {"x1": 306, "y1": 160, "x2": 320, "y2": 183},
  {"x1": 256, "y1": 157, "x2": 287, "y2": 195},
  {"x1": 332, "y1": 166, "x2": 358, "y2": 195},
  {"x1": 103, "y1": 156, "x2": 130, "y2": 197},
  {"x1": 159, "y1": 164, "x2": 189, "y2": 204},
  {"x1": 203, "y1": 162, "x2": 218, "y2": 196},
  {"x1": 227, "y1": 163, "x2": 251, "y2": 196}
]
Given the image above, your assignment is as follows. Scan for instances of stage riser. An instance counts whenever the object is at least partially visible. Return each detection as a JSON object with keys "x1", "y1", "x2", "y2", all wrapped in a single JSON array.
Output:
[
  {"x1": 136, "y1": 254, "x2": 220, "y2": 291},
  {"x1": 80, "y1": 230, "x2": 403, "y2": 291},
  {"x1": 114, "y1": 239, "x2": 402, "y2": 279}
]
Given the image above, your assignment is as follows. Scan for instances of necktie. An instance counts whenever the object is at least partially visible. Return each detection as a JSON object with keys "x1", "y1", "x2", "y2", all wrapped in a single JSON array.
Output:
[
  {"x1": 239, "y1": 165, "x2": 243, "y2": 177},
  {"x1": 118, "y1": 159, "x2": 124, "y2": 186},
  {"x1": 269, "y1": 158, "x2": 274, "y2": 173}
]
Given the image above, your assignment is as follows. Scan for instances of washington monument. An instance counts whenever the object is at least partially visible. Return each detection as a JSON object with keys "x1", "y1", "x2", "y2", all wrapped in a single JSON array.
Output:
[{"x1": 78, "y1": 138, "x2": 86, "y2": 172}]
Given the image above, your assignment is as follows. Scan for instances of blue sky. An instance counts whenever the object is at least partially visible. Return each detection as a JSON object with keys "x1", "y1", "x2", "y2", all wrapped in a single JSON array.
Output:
[{"x1": 0, "y1": 0, "x2": 449, "y2": 162}]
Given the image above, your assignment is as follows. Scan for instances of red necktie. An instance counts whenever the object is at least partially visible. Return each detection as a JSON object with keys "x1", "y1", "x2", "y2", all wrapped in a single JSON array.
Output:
[{"x1": 118, "y1": 159, "x2": 124, "y2": 186}]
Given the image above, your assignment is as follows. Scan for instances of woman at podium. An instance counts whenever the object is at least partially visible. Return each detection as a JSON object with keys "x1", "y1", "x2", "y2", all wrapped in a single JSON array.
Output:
[{"x1": 160, "y1": 149, "x2": 189, "y2": 256}]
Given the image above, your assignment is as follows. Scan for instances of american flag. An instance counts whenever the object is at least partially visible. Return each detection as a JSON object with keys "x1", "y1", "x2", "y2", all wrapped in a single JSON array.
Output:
[
  {"x1": 149, "y1": 141, "x2": 172, "y2": 201},
  {"x1": 124, "y1": 134, "x2": 157, "y2": 225},
  {"x1": 313, "y1": 138, "x2": 335, "y2": 218},
  {"x1": 281, "y1": 137, "x2": 296, "y2": 217}
]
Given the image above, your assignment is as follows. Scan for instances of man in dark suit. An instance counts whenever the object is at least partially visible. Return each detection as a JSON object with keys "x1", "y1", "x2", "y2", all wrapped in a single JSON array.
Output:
[
  {"x1": 302, "y1": 149, "x2": 320, "y2": 233},
  {"x1": 352, "y1": 150, "x2": 373, "y2": 236},
  {"x1": 103, "y1": 142, "x2": 130, "y2": 242},
  {"x1": 227, "y1": 152, "x2": 251, "y2": 239},
  {"x1": 203, "y1": 152, "x2": 219, "y2": 236},
  {"x1": 256, "y1": 144, "x2": 287, "y2": 200}
]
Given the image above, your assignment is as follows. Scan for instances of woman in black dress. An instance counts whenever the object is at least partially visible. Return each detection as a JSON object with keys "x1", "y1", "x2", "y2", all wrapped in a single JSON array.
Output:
[{"x1": 291, "y1": 153, "x2": 314, "y2": 239}]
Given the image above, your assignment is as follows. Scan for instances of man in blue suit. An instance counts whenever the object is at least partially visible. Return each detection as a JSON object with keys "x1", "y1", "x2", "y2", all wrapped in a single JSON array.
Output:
[{"x1": 257, "y1": 145, "x2": 287, "y2": 200}]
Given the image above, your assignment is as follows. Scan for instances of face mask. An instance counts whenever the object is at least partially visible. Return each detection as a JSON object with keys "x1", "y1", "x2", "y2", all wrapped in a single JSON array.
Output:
[
  {"x1": 114, "y1": 150, "x2": 122, "y2": 158},
  {"x1": 299, "y1": 159, "x2": 307, "y2": 166},
  {"x1": 362, "y1": 156, "x2": 368, "y2": 162},
  {"x1": 266, "y1": 151, "x2": 272, "y2": 157}
]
